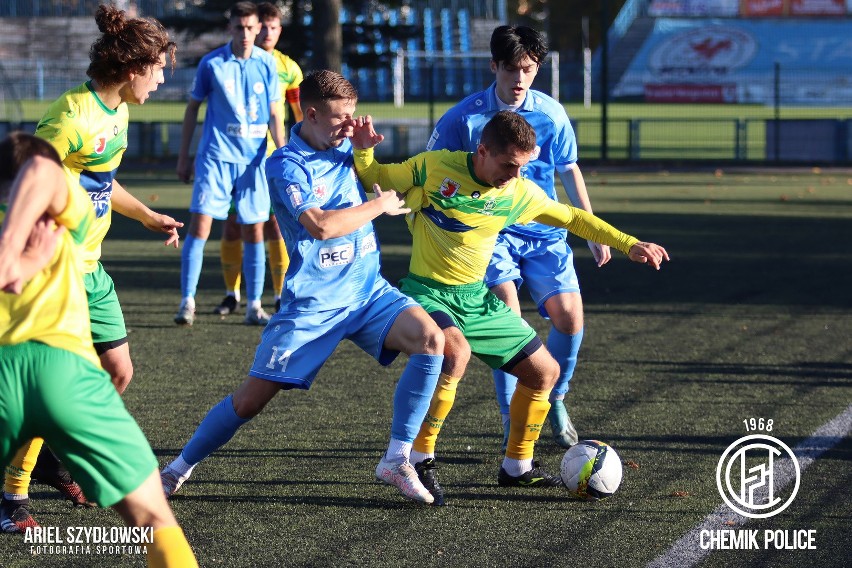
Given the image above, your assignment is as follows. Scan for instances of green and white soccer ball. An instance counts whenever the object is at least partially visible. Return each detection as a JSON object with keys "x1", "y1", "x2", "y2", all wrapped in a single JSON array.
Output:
[{"x1": 560, "y1": 440, "x2": 623, "y2": 500}]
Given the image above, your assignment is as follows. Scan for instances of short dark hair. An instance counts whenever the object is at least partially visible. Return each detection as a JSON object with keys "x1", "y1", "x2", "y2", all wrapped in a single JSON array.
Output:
[
  {"x1": 257, "y1": 2, "x2": 282, "y2": 22},
  {"x1": 300, "y1": 70, "x2": 358, "y2": 108},
  {"x1": 229, "y1": 1, "x2": 260, "y2": 21},
  {"x1": 0, "y1": 132, "x2": 62, "y2": 201},
  {"x1": 479, "y1": 111, "x2": 536, "y2": 155},
  {"x1": 490, "y1": 25, "x2": 548, "y2": 67}
]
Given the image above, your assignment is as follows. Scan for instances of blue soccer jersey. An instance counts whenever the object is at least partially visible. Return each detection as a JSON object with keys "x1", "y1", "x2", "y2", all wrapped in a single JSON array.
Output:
[
  {"x1": 426, "y1": 83, "x2": 576, "y2": 239},
  {"x1": 266, "y1": 123, "x2": 381, "y2": 311},
  {"x1": 191, "y1": 44, "x2": 280, "y2": 164}
]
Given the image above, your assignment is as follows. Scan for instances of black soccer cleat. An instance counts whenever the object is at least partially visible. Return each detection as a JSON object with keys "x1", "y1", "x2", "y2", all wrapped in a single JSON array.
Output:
[
  {"x1": 414, "y1": 458, "x2": 446, "y2": 506},
  {"x1": 32, "y1": 462, "x2": 96, "y2": 508},
  {"x1": 498, "y1": 460, "x2": 564, "y2": 488},
  {"x1": 0, "y1": 497, "x2": 39, "y2": 533},
  {"x1": 213, "y1": 295, "x2": 239, "y2": 315}
]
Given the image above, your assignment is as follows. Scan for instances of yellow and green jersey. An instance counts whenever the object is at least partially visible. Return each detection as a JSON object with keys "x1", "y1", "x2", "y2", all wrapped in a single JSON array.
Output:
[
  {"x1": 35, "y1": 81, "x2": 128, "y2": 273},
  {"x1": 0, "y1": 183, "x2": 99, "y2": 365},
  {"x1": 267, "y1": 49, "x2": 304, "y2": 154},
  {"x1": 354, "y1": 148, "x2": 639, "y2": 286}
]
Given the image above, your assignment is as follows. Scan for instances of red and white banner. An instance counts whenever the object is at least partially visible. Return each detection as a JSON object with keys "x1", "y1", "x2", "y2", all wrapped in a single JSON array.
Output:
[
  {"x1": 741, "y1": 0, "x2": 786, "y2": 16},
  {"x1": 789, "y1": 0, "x2": 845, "y2": 15}
]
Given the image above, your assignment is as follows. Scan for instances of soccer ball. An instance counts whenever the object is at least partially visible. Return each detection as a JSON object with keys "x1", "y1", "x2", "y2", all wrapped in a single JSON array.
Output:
[{"x1": 560, "y1": 440, "x2": 623, "y2": 500}]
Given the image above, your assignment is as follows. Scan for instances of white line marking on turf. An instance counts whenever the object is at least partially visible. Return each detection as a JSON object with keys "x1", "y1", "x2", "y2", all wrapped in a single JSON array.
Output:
[{"x1": 647, "y1": 404, "x2": 852, "y2": 568}]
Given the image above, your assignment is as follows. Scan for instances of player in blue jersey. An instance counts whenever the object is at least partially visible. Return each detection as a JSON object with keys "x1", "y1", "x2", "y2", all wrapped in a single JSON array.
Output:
[
  {"x1": 175, "y1": 1, "x2": 285, "y2": 326},
  {"x1": 160, "y1": 70, "x2": 446, "y2": 504},
  {"x1": 426, "y1": 25, "x2": 606, "y2": 449}
]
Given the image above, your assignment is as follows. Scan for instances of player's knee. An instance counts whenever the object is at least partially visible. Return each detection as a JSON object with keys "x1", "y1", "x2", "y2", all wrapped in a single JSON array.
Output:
[
  {"x1": 542, "y1": 356, "x2": 560, "y2": 389},
  {"x1": 550, "y1": 305, "x2": 583, "y2": 335},
  {"x1": 418, "y1": 325, "x2": 445, "y2": 355}
]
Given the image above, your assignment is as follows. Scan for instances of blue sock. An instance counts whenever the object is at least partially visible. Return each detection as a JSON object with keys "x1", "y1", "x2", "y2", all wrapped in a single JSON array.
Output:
[
  {"x1": 390, "y1": 353, "x2": 444, "y2": 443},
  {"x1": 492, "y1": 369, "x2": 518, "y2": 416},
  {"x1": 182, "y1": 395, "x2": 250, "y2": 465},
  {"x1": 243, "y1": 241, "x2": 266, "y2": 303},
  {"x1": 180, "y1": 235, "x2": 207, "y2": 298},
  {"x1": 547, "y1": 327, "x2": 584, "y2": 398}
]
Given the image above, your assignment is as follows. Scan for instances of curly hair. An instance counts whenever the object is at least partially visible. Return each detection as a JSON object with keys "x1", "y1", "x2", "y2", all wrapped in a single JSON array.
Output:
[{"x1": 86, "y1": 4, "x2": 177, "y2": 88}]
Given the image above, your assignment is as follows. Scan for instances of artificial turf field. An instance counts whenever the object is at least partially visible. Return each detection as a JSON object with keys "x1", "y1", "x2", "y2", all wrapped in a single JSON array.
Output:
[{"x1": 1, "y1": 167, "x2": 851, "y2": 568}]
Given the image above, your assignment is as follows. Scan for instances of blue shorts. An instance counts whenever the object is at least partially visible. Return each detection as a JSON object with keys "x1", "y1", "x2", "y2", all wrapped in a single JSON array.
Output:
[
  {"x1": 484, "y1": 232, "x2": 580, "y2": 318},
  {"x1": 248, "y1": 279, "x2": 418, "y2": 388},
  {"x1": 190, "y1": 154, "x2": 270, "y2": 224}
]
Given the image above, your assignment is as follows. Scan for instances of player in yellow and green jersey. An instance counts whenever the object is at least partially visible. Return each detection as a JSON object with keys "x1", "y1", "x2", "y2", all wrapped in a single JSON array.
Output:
[
  {"x1": 351, "y1": 111, "x2": 670, "y2": 505},
  {"x1": 0, "y1": 132, "x2": 198, "y2": 567},
  {"x1": 1, "y1": 4, "x2": 182, "y2": 532},
  {"x1": 216, "y1": 1, "x2": 305, "y2": 318}
]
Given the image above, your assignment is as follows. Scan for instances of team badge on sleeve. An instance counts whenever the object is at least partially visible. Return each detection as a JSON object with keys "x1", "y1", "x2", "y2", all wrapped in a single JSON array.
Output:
[{"x1": 286, "y1": 184, "x2": 303, "y2": 207}]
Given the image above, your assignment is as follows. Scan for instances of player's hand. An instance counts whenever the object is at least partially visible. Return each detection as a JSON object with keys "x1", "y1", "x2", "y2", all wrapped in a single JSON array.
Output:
[
  {"x1": 350, "y1": 115, "x2": 385, "y2": 150},
  {"x1": 142, "y1": 212, "x2": 185, "y2": 248},
  {"x1": 588, "y1": 241, "x2": 612, "y2": 267},
  {"x1": 176, "y1": 155, "x2": 194, "y2": 184},
  {"x1": 24, "y1": 215, "x2": 64, "y2": 269},
  {"x1": 627, "y1": 242, "x2": 670, "y2": 270},
  {"x1": 373, "y1": 184, "x2": 410, "y2": 216}
]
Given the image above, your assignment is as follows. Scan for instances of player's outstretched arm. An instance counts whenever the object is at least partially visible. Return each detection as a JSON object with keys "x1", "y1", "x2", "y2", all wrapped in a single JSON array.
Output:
[
  {"x1": 627, "y1": 242, "x2": 670, "y2": 270},
  {"x1": 111, "y1": 180, "x2": 184, "y2": 248},
  {"x1": 299, "y1": 184, "x2": 409, "y2": 241}
]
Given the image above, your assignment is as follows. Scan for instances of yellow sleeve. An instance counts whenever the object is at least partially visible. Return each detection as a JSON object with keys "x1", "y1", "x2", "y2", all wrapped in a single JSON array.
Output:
[
  {"x1": 534, "y1": 204, "x2": 639, "y2": 255},
  {"x1": 352, "y1": 147, "x2": 429, "y2": 195}
]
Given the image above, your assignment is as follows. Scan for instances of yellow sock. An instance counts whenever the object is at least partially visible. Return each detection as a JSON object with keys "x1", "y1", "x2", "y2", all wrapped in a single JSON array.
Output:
[
  {"x1": 148, "y1": 526, "x2": 198, "y2": 568},
  {"x1": 506, "y1": 383, "x2": 552, "y2": 460},
  {"x1": 220, "y1": 239, "x2": 243, "y2": 294},
  {"x1": 267, "y1": 238, "x2": 288, "y2": 298},
  {"x1": 412, "y1": 373, "x2": 461, "y2": 455},
  {"x1": 4, "y1": 438, "x2": 43, "y2": 496}
]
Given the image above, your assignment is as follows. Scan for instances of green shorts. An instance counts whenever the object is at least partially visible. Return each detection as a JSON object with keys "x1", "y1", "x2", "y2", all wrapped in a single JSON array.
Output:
[
  {"x1": 84, "y1": 262, "x2": 127, "y2": 348},
  {"x1": 400, "y1": 274, "x2": 539, "y2": 370},
  {"x1": 0, "y1": 342, "x2": 157, "y2": 507}
]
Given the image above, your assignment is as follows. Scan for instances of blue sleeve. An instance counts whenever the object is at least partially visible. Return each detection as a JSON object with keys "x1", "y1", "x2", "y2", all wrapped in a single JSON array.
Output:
[
  {"x1": 190, "y1": 59, "x2": 210, "y2": 102},
  {"x1": 551, "y1": 106, "x2": 578, "y2": 167},
  {"x1": 268, "y1": 158, "x2": 321, "y2": 222},
  {"x1": 265, "y1": 55, "x2": 281, "y2": 103},
  {"x1": 426, "y1": 110, "x2": 465, "y2": 151}
]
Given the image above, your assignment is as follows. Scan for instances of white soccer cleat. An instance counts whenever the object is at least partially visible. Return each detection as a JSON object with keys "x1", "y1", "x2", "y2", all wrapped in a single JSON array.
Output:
[
  {"x1": 174, "y1": 299, "x2": 196, "y2": 326},
  {"x1": 244, "y1": 306, "x2": 271, "y2": 326},
  {"x1": 160, "y1": 465, "x2": 190, "y2": 498},
  {"x1": 375, "y1": 458, "x2": 434, "y2": 504}
]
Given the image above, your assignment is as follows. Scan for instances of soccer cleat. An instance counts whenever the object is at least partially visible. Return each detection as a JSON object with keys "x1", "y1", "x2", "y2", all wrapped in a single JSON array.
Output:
[
  {"x1": 244, "y1": 307, "x2": 271, "y2": 326},
  {"x1": 498, "y1": 461, "x2": 564, "y2": 488},
  {"x1": 374, "y1": 458, "x2": 434, "y2": 504},
  {"x1": 213, "y1": 295, "x2": 239, "y2": 316},
  {"x1": 0, "y1": 497, "x2": 39, "y2": 534},
  {"x1": 174, "y1": 300, "x2": 195, "y2": 326},
  {"x1": 547, "y1": 401, "x2": 579, "y2": 448},
  {"x1": 414, "y1": 458, "x2": 445, "y2": 506},
  {"x1": 31, "y1": 464, "x2": 95, "y2": 508},
  {"x1": 160, "y1": 466, "x2": 188, "y2": 498}
]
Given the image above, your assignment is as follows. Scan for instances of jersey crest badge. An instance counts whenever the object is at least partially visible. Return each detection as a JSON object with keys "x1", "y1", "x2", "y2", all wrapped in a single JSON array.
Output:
[
  {"x1": 94, "y1": 135, "x2": 107, "y2": 154},
  {"x1": 312, "y1": 184, "x2": 328, "y2": 203},
  {"x1": 440, "y1": 178, "x2": 460, "y2": 198}
]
